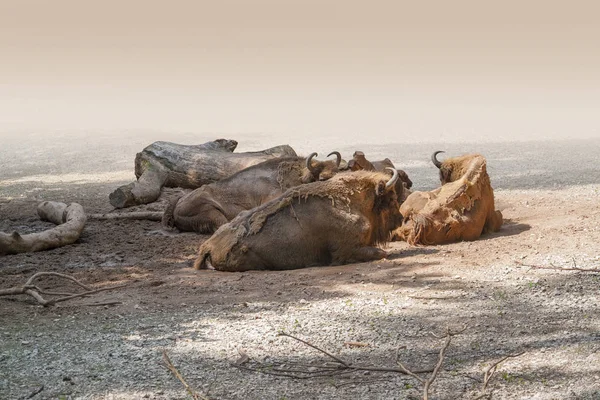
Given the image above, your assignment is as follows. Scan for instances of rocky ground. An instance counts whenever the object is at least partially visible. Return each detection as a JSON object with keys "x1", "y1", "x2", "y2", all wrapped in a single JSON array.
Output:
[{"x1": 1, "y1": 133, "x2": 599, "y2": 399}]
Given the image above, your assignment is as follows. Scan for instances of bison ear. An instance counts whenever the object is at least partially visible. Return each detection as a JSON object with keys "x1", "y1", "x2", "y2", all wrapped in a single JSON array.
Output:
[{"x1": 376, "y1": 181, "x2": 386, "y2": 196}]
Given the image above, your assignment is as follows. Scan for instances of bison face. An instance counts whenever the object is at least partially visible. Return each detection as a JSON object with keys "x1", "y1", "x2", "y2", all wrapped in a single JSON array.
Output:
[
  {"x1": 302, "y1": 151, "x2": 343, "y2": 183},
  {"x1": 370, "y1": 168, "x2": 404, "y2": 243},
  {"x1": 432, "y1": 150, "x2": 455, "y2": 184}
]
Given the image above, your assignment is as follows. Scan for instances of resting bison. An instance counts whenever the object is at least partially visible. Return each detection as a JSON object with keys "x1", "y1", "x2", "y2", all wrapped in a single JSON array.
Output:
[
  {"x1": 393, "y1": 152, "x2": 503, "y2": 245},
  {"x1": 194, "y1": 169, "x2": 403, "y2": 271},
  {"x1": 162, "y1": 152, "x2": 344, "y2": 233}
]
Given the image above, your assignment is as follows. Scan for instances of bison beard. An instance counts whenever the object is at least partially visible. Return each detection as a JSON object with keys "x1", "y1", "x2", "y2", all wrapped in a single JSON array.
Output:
[
  {"x1": 194, "y1": 170, "x2": 403, "y2": 271},
  {"x1": 393, "y1": 154, "x2": 503, "y2": 245}
]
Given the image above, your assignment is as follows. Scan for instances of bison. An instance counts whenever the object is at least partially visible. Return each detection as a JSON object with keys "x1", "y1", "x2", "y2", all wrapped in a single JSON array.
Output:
[
  {"x1": 393, "y1": 152, "x2": 503, "y2": 245},
  {"x1": 194, "y1": 168, "x2": 403, "y2": 271},
  {"x1": 162, "y1": 152, "x2": 345, "y2": 233},
  {"x1": 347, "y1": 151, "x2": 412, "y2": 201}
]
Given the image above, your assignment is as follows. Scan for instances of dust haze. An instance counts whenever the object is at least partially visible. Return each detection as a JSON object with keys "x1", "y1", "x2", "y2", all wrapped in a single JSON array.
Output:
[{"x1": 1, "y1": 0, "x2": 599, "y2": 143}]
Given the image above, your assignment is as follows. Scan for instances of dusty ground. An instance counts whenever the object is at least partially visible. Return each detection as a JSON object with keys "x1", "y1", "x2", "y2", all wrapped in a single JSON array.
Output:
[{"x1": 1, "y1": 133, "x2": 600, "y2": 400}]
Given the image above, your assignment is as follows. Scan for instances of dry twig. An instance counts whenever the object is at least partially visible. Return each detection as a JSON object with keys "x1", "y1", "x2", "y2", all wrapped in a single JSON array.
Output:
[
  {"x1": 397, "y1": 324, "x2": 468, "y2": 400},
  {"x1": 476, "y1": 351, "x2": 526, "y2": 398},
  {"x1": 23, "y1": 385, "x2": 44, "y2": 399},
  {"x1": 233, "y1": 327, "x2": 468, "y2": 399},
  {"x1": 88, "y1": 211, "x2": 163, "y2": 221},
  {"x1": 162, "y1": 350, "x2": 209, "y2": 400},
  {"x1": 515, "y1": 260, "x2": 600, "y2": 273},
  {"x1": 0, "y1": 272, "x2": 126, "y2": 306}
]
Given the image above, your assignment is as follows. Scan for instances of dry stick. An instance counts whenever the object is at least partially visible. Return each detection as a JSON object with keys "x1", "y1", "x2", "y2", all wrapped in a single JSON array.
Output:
[
  {"x1": 88, "y1": 212, "x2": 164, "y2": 221},
  {"x1": 0, "y1": 272, "x2": 126, "y2": 306},
  {"x1": 79, "y1": 301, "x2": 123, "y2": 307},
  {"x1": 397, "y1": 324, "x2": 468, "y2": 400},
  {"x1": 278, "y1": 332, "x2": 349, "y2": 366},
  {"x1": 24, "y1": 384, "x2": 44, "y2": 399},
  {"x1": 45, "y1": 284, "x2": 128, "y2": 305},
  {"x1": 26, "y1": 272, "x2": 93, "y2": 291},
  {"x1": 162, "y1": 350, "x2": 208, "y2": 400},
  {"x1": 234, "y1": 364, "x2": 352, "y2": 380},
  {"x1": 235, "y1": 332, "x2": 435, "y2": 382},
  {"x1": 514, "y1": 260, "x2": 600, "y2": 273},
  {"x1": 408, "y1": 295, "x2": 460, "y2": 300},
  {"x1": 481, "y1": 352, "x2": 526, "y2": 393},
  {"x1": 279, "y1": 332, "x2": 434, "y2": 374}
]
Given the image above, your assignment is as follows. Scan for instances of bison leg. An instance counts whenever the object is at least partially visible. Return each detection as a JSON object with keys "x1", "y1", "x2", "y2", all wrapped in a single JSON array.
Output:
[{"x1": 484, "y1": 209, "x2": 504, "y2": 233}]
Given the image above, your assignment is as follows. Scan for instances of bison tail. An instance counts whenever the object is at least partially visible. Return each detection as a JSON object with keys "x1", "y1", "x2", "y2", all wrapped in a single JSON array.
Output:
[{"x1": 161, "y1": 195, "x2": 182, "y2": 231}]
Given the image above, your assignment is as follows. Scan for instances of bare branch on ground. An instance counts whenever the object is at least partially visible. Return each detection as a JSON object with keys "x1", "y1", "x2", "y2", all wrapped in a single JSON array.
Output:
[
  {"x1": 233, "y1": 326, "x2": 468, "y2": 399},
  {"x1": 88, "y1": 211, "x2": 164, "y2": 221},
  {"x1": 515, "y1": 260, "x2": 600, "y2": 273},
  {"x1": 473, "y1": 351, "x2": 526, "y2": 399},
  {"x1": 0, "y1": 272, "x2": 126, "y2": 306},
  {"x1": 162, "y1": 350, "x2": 209, "y2": 400}
]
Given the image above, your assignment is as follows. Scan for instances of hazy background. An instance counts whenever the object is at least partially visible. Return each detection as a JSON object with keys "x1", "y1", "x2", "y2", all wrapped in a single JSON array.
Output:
[{"x1": 1, "y1": 0, "x2": 599, "y2": 142}]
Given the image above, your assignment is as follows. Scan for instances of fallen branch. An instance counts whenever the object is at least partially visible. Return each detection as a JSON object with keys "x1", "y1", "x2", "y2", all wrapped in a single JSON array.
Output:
[
  {"x1": 23, "y1": 385, "x2": 44, "y2": 399},
  {"x1": 477, "y1": 351, "x2": 526, "y2": 397},
  {"x1": 408, "y1": 295, "x2": 460, "y2": 300},
  {"x1": 79, "y1": 301, "x2": 123, "y2": 307},
  {"x1": 0, "y1": 202, "x2": 86, "y2": 255},
  {"x1": 232, "y1": 328, "x2": 469, "y2": 398},
  {"x1": 397, "y1": 325, "x2": 468, "y2": 400},
  {"x1": 88, "y1": 212, "x2": 164, "y2": 221},
  {"x1": 162, "y1": 350, "x2": 209, "y2": 400},
  {"x1": 0, "y1": 272, "x2": 126, "y2": 307},
  {"x1": 515, "y1": 259, "x2": 600, "y2": 273}
]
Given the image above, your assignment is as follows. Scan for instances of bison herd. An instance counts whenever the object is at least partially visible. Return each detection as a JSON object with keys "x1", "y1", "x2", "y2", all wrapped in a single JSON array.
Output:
[{"x1": 159, "y1": 148, "x2": 503, "y2": 272}]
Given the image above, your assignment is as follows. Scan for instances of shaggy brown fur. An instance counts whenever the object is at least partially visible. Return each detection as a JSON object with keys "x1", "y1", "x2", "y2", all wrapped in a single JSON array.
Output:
[
  {"x1": 435, "y1": 153, "x2": 481, "y2": 185},
  {"x1": 194, "y1": 170, "x2": 403, "y2": 271},
  {"x1": 393, "y1": 154, "x2": 503, "y2": 245}
]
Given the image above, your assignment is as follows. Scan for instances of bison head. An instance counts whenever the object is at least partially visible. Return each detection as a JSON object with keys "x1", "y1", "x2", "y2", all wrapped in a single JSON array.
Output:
[
  {"x1": 432, "y1": 150, "x2": 473, "y2": 185},
  {"x1": 370, "y1": 167, "x2": 404, "y2": 244},
  {"x1": 348, "y1": 151, "x2": 413, "y2": 197},
  {"x1": 348, "y1": 151, "x2": 375, "y2": 171},
  {"x1": 302, "y1": 151, "x2": 343, "y2": 183}
]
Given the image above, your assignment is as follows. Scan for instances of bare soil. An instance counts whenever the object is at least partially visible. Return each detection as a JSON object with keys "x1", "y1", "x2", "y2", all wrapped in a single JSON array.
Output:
[{"x1": 1, "y1": 133, "x2": 599, "y2": 400}]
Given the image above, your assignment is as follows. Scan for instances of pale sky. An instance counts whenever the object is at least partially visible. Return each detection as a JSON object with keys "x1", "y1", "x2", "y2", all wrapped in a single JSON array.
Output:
[{"x1": 1, "y1": 0, "x2": 598, "y2": 141}]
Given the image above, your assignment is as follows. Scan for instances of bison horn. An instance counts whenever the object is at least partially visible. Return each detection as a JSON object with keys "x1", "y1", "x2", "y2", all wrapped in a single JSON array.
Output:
[
  {"x1": 327, "y1": 151, "x2": 342, "y2": 167},
  {"x1": 431, "y1": 151, "x2": 445, "y2": 169},
  {"x1": 385, "y1": 167, "x2": 399, "y2": 189},
  {"x1": 306, "y1": 152, "x2": 319, "y2": 173}
]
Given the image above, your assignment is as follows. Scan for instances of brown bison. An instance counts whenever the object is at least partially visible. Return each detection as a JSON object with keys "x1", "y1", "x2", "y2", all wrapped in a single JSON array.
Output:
[
  {"x1": 194, "y1": 169, "x2": 403, "y2": 271},
  {"x1": 347, "y1": 151, "x2": 412, "y2": 201},
  {"x1": 393, "y1": 152, "x2": 503, "y2": 245},
  {"x1": 162, "y1": 152, "x2": 344, "y2": 233}
]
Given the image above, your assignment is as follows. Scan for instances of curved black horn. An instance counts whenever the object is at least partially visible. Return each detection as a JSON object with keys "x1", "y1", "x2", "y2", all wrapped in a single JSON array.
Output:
[
  {"x1": 431, "y1": 151, "x2": 445, "y2": 169},
  {"x1": 327, "y1": 151, "x2": 342, "y2": 167},
  {"x1": 385, "y1": 167, "x2": 399, "y2": 189},
  {"x1": 306, "y1": 152, "x2": 319, "y2": 173}
]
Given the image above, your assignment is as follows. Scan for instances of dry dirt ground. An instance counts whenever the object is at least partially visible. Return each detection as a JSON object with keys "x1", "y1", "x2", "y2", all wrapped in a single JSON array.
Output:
[{"x1": 1, "y1": 133, "x2": 599, "y2": 400}]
